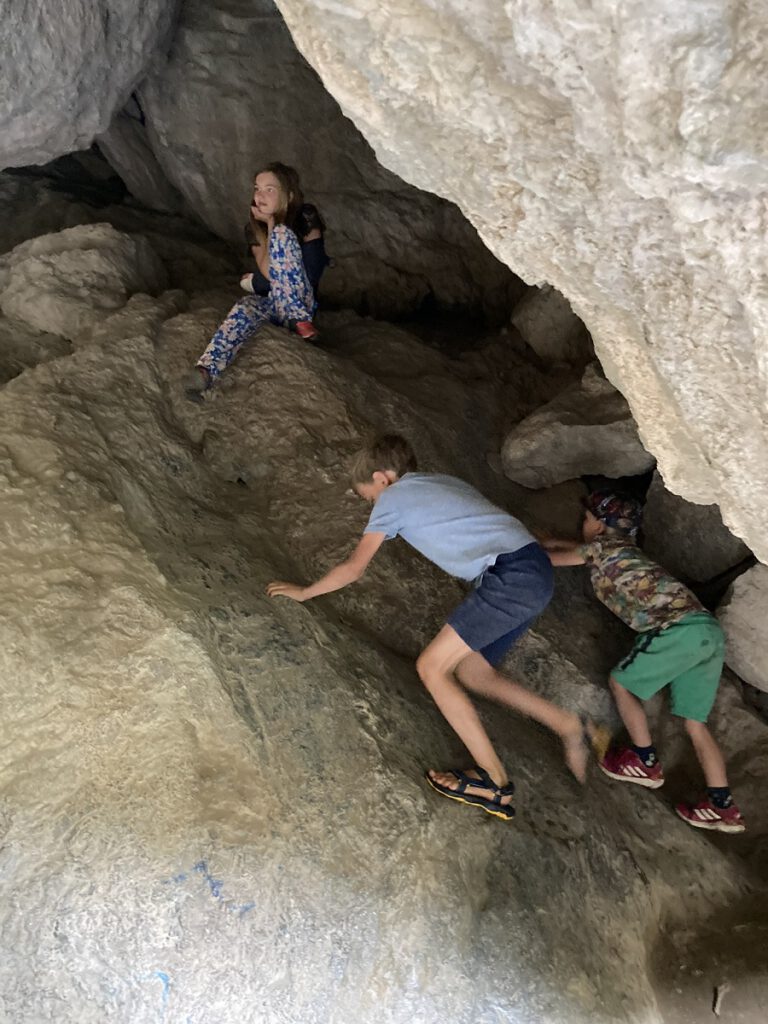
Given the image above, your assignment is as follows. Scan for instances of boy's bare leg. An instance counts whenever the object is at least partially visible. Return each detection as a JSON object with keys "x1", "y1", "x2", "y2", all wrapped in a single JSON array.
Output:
[
  {"x1": 417, "y1": 628, "x2": 509, "y2": 797},
  {"x1": 684, "y1": 719, "x2": 728, "y2": 788},
  {"x1": 456, "y1": 652, "x2": 590, "y2": 781},
  {"x1": 419, "y1": 628, "x2": 588, "y2": 796},
  {"x1": 609, "y1": 676, "x2": 653, "y2": 747}
]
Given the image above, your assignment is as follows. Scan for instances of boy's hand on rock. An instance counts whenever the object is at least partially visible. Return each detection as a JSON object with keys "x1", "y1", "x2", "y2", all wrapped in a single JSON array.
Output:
[{"x1": 266, "y1": 581, "x2": 307, "y2": 602}]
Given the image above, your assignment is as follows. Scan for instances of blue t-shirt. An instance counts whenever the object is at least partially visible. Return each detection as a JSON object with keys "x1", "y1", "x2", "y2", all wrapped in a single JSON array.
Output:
[{"x1": 364, "y1": 473, "x2": 535, "y2": 582}]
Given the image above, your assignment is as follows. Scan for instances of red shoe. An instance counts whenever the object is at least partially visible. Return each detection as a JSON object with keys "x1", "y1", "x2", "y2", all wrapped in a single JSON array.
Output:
[
  {"x1": 294, "y1": 320, "x2": 319, "y2": 341},
  {"x1": 599, "y1": 747, "x2": 665, "y2": 789},
  {"x1": 675, "y1": 799, "x2": 746, "y2": 834}
]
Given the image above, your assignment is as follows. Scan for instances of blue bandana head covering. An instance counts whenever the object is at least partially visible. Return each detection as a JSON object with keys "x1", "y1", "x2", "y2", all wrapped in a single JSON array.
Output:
[{"x1": 583, "y1": 490, "x2": 643, "y2": 538}]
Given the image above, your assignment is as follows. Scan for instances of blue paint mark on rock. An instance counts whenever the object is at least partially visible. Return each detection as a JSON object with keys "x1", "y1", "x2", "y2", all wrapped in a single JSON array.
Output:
[
  {"x1": 154, "y1": 971, "x2": 171, "y2": 1006},
  {"x1": 193, "y1": 860, "x2": 224, "y2": 899}
]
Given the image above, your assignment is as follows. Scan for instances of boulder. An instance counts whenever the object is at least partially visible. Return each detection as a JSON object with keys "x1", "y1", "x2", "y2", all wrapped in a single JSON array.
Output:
[
  {"x1": 0, "y1": 0, "x2": 177, "y2": 168},
  {"x1": 135, "y1": 0, "x2": 521, "y2": 318},
  {"x1": 275, "y1": 0, "x2": 768, "y2": 563},
  {"x1": 511, "y1": 284, "x2": 593, "y2": 365},
  {"x1": 718, "y1": 564, "x2": 768, "y2": 694},
  {"x1": 642, "y1": 471, "x2": 751, "y2": 583},
  {"x1": 501, "y1": 364, "x2": 655, "y2": 488},
  {"x1": 0, "y1": 224, "x2": 167, "y2": 342},
  {"x1": 0, "y1": 314, "x2": 72, "y2": 385}
]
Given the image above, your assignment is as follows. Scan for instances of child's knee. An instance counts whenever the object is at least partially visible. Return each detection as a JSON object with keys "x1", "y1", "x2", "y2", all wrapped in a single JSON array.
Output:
[
  {"x1": 684, "y1": 718, "x2": 708, "y2": 738},
  {"x1": 415, "y1": 649, "x2": 435, "y2": 686}
]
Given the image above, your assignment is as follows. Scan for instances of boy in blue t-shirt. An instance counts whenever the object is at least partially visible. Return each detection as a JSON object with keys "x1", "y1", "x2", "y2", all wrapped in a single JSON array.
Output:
[{"x1": 267, "y1": 434, "x2": 604, "y2": 821}]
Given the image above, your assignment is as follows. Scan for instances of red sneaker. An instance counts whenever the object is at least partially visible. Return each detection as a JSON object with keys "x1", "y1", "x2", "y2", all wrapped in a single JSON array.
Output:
[
  {"x1": 675, "y1": 799, "x2": 746, "y2": 834},
  {"x1": 294, "y1": 320, "x2": 320, "y2": 341},
  {"x1": 599, "y1": 747, "x2": 665, "y2": 789}
]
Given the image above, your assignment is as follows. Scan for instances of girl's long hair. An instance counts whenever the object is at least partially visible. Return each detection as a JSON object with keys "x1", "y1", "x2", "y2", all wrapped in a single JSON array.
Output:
[{"x1": 249, "y1": 162, "x2": 305, "y2": 252}]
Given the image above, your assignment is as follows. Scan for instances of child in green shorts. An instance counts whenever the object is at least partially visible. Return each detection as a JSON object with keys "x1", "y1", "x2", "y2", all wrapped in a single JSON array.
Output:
[{"x1": 546, "y1": 491, "x2": 746, "y2": 834}]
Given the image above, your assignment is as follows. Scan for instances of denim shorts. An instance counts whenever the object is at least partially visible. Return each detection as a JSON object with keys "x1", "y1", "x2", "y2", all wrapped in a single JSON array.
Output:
[{"x1": 447, "y1": 542, "x2": 554, "y2": 666}]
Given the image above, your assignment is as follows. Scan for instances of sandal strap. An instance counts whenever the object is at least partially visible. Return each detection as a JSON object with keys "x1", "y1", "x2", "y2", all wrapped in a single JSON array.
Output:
[{"x1": 450, "y1": 767, "x2": 515, "y2": 798}]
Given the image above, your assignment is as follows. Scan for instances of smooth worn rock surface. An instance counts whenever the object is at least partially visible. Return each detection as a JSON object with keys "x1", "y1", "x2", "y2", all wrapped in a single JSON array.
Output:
[
  {"x1": 96, "y1": 102, "x2": 184, "y2": 214},
  {"x1": 1, "y1": 220, "x2": 766, "y2": 1023},
  {"x1": 276, "y1": 0, "x2": 768, "y2": 563},
  {"x1": 511, "y1": 284, "x2": 593, "y2": 366},
  {"x1": 0, "y1": 0, "x2": 178, "y2": 168},
  {"x1": 642, "y1": 470, "x2": 751, "y2": 584},
  {"x1": 501, "y1": 364, "x2": 655, "y2": 488},
  {"x1": 134, "y1": 0, "x2": 520, "y2": 318},
  {"x1": 0, "y1": 223, "x2": 168, "y2": 342},
  {"x1": 718, "y1": 564, "x2": 768, "y2": 695}
]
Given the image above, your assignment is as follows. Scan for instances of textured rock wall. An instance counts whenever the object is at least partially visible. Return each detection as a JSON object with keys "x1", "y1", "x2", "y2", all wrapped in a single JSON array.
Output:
[
  {"x1": 2, "y1": 219, "x2": 766, "y2": 1023},
  {"x1": 130, "y1": 0, "x2": 520, "y2": 317},
  {"x1": 275, "y1": 0, "x2": 768, "y2": 563},
  {"x1": 0, "y1": 0, "x2": 178, "y2": 167},
  {"x1": 718, "y1": 564, "x2": 768, "y2": 694}
]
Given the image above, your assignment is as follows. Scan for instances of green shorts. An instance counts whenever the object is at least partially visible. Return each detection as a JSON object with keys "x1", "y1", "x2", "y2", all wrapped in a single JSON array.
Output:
[{"x1": 611, "y1": 612, "x2": 725, "y2": 722}]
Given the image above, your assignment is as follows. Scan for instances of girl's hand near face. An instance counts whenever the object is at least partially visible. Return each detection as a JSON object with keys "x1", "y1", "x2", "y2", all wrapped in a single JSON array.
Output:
[{"x1": 250, "y1": 203, "x2": 269, "y2": 224}]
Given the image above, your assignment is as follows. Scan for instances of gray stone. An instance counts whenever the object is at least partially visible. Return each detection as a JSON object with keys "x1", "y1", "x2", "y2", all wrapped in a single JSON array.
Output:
[
  {"x1": 642, "y1": 471, "x2": 750, "y2": 583},
  {"x1": 511, "y1": 284, "x2": 593, "y2": 365},
  {"x1": 0, "y1": 223, "x2": 168, "y2": 342},
  {"x1": 0, "y1": 314, "x2": 72, "y2": 385},
  {"x1": 501, "y1": 364, "x2": 655, "y2": 488},
  {"x1": 0, "y1": 0, "x2": 178, "y2": 168},
  {"x1": 136, "y1": 0, "x2": 520, "y2": 318},
  {"x1": 96, "y1": 103, "x2": 183, "y2": 214},
  {"x1": 275, "y1": 0, "x2": 768, "y2": 564},
  {"x1": 718, "y1": 564, "x2": 768, "y2": 694}
]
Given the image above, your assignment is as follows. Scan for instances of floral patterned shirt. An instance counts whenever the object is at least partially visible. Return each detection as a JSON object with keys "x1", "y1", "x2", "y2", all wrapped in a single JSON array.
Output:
[{"x1": 578, "y1": 537, "x2": 705, "y2": 632}]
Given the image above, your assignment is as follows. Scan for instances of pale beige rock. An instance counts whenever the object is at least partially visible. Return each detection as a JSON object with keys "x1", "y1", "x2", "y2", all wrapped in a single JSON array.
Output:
[
  {"x1": 275, "y1": 0, "x2": 768, "y2": 563},
  {"x1": 501, "y1": 364, "x2": 654, "y2": 487},
  {"x1": 0, "y1": 224, "x2": 167, "y2": 342},
  {"x1": 718, "y1": 564, "x2": 768, "y2": 694}
]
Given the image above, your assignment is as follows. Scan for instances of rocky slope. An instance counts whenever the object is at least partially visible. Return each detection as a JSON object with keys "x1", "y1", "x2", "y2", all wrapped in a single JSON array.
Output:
[{"x1": 0, "y1": 201, "x2": 766, "y2": 1022}]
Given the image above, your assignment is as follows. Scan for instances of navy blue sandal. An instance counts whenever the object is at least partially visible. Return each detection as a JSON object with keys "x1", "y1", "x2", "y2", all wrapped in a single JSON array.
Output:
[{"x1": 425, "y1": 767, "x2": 515, "y2": 821}]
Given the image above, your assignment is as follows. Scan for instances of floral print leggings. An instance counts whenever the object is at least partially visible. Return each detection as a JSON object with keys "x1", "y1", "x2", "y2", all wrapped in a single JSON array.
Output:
[{"x1": 197, "y1": 224, "x2": 316, "y2": 380}]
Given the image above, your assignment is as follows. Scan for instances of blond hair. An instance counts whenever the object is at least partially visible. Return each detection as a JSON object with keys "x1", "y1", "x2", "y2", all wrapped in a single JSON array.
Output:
[{"x1": 349, "y1": 434, "x2": 417, "y2": 484}]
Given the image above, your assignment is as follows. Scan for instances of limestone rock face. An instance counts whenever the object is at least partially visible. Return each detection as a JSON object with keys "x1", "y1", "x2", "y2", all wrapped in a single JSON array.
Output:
[
  {"x1": 96, "y1": 104, "x2": 184, "y2": 214},
  {"x1": 718, "y1": 564, "x2": 768, "y2": 694},
  {"x1": 135, "y1": 0, "x2": 519, "y2": 317},
  {"x1": 642, "y1": 471, "x2": 751, "y2": 583},
  {"x1": 275, "y1": 0, "x2": 768, "y2": 562},
  {"x1": 0, "y1": 0, "x2": 178, "y2": 168},
  {"x1": 511, "y1": 285, "x2": 593, "y2": 365},
  {"x1": 2, "y1": 224, "x2": 766, "y2": 1023},
  {"x1": 0, "y1": 224, "x2": 167, "y2": 342},
  {"x1": 501, "y1": 364, "x2": 654, "y2": 488}
]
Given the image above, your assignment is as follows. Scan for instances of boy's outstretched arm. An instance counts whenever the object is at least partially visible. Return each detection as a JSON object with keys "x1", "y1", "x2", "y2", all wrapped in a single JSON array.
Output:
[
  {"x1": 266, "y1": 531, "x2": 387, "y2": 603},
  {"x1": 540, "y1": 538, "x2": 586, "y2": 567}
]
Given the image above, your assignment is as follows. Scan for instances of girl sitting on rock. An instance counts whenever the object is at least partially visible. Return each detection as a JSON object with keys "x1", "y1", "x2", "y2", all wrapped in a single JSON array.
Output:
[{"x1": 185, "y1": 162, "x2": 328, "y2": 398}]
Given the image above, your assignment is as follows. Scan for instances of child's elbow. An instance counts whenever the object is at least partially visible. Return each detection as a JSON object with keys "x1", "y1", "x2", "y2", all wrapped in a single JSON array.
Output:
[{"x1": 343, "y1": 559, "x2": 367, "y2": 584}]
